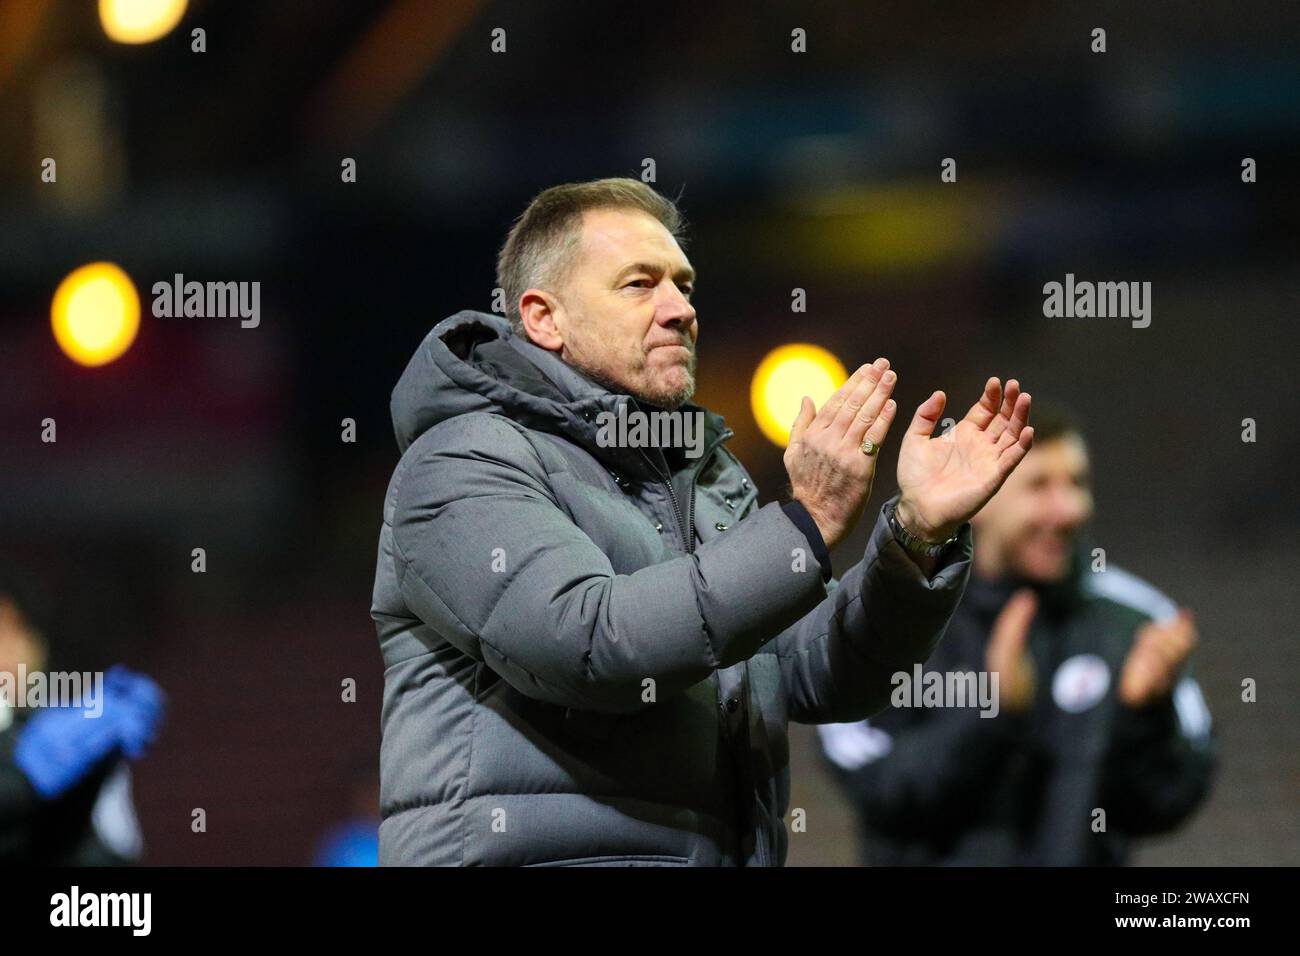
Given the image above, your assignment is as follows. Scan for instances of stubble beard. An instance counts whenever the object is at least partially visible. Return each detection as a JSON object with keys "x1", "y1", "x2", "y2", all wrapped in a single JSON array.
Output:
[{"x1": 566, "y1": 346, "x2": 697, "y2": 410}]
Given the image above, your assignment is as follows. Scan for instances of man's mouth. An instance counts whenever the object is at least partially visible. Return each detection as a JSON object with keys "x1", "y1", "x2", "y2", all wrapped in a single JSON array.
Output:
[{"x1": 1035, "y1": 534, "x2": 1072, "y2": 554}]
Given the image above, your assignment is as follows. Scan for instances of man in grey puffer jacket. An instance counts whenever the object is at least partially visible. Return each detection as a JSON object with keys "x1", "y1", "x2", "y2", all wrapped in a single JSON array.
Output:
[{"x1": 372, "y1": 178, "x2": 1035, "y2": 866}]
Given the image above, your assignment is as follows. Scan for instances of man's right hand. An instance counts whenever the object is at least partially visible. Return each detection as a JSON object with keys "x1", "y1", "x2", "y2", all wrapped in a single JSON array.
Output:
[
  {"x1": 987, "y1": 589, "x2": 1038, "y2": 714},
  {"x1": 784, "y1": 358, "x2": 898, "y2": 550}
]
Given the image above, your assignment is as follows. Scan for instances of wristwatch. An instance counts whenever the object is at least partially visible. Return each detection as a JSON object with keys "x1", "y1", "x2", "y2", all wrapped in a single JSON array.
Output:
[{"x1": 886, "y1": 500, "x2": 958, "y2": 558}]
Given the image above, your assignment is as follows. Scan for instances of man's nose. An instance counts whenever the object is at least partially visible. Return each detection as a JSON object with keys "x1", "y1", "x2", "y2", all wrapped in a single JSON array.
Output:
[
  {"x1": 655, "y1": 283, "x2": 696, "y2": 331},
  {"x1": 1047, "y1": 488, "x2": 1088, "y2": 529}
]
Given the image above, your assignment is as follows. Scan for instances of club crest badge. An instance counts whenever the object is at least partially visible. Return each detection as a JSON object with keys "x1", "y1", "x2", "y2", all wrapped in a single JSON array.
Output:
[{"x1": 1051, "y1": 653, "x2": 1111, "y2": 713}]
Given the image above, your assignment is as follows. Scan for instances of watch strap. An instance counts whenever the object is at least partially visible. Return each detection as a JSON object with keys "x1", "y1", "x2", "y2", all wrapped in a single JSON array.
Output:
[{"x1": 886, "y1": 500, "x2": 958, "y2": 558}]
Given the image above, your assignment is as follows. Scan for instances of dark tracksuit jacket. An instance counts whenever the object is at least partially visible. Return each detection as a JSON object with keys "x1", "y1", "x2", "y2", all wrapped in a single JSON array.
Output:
[
  {"x1": 819, "y1": 558, "x2": 1216, "y2": 866},
  {"x1": 0, "y1": 714, "x2": 140, "y2": 865}
]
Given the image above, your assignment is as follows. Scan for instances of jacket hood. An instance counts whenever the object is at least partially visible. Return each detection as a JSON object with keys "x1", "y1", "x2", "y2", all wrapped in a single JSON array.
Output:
[{"x1": 390, "y1": 310, "x2": 729, "y2": 475}]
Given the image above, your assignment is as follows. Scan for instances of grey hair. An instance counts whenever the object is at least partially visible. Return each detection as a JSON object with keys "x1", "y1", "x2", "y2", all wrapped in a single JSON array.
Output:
[{"x1": 495, "y1": 177, "x2": 687, "y2": 334}]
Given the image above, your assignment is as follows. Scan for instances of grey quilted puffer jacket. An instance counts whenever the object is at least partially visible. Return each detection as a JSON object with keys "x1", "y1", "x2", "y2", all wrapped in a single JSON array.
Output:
[{"x1": 371, "y1": 310, "x2": 972, "y2": 865}]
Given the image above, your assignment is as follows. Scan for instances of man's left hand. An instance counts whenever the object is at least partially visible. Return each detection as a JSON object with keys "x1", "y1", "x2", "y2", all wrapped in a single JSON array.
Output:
[
  {"x1": 1119, "y1": 610, "x2": 1197, "y2": 708},
  {"x1": 895, "y1": 377, "x2": 1034, "y2": 543}
]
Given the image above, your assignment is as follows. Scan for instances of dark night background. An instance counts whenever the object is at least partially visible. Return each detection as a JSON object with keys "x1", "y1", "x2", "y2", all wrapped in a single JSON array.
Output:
[{"x1": 0, "y1": 0, "x2": 1296, "y2": 864}]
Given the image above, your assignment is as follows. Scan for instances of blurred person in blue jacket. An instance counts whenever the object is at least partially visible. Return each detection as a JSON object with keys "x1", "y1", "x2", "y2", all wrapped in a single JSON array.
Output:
[{"x1": 0, "y1": 572, "x2": 165, "y2": 865}]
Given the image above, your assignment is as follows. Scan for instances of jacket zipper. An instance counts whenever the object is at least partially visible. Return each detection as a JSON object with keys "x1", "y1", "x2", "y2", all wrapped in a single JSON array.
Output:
[
  {"x1": 643, "y1": 427, "x2": 732, "y2": 555},
  {"x1": 642, "y1": 426, "x2": 753, "y2": 863},
  {"x1": 661, "y1": 475, "x2": 690, "y2": 555}
]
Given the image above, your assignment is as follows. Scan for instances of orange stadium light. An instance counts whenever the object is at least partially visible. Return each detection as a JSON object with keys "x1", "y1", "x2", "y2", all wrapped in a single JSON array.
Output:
[
  {"x1": 99, "y1": 0, "x2": 188, "y2": 45},
  {"x1": 50, "y1": 262, "x2": 141, "y2": 367},
  {"x1": 750, "y1": 343, "x2": 848, "y2": 447}
]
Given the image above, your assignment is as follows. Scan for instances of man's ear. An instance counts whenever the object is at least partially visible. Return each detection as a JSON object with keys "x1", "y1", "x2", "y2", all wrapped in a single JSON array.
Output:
[{"x1": 518, "y1": 289, "x2": 565, "y2": 351}]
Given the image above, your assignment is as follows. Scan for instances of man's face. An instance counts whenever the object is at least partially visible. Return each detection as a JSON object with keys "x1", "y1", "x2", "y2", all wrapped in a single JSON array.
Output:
[
  {"x1": 972, "y1": 434, "x2": 1094, "y2": 583},
  {"x1": 0, "y1": 596, "x2": 43, "y2": 682},
  {"x1": 539, "y1": 207, "x2": 698, "y2": 408}
]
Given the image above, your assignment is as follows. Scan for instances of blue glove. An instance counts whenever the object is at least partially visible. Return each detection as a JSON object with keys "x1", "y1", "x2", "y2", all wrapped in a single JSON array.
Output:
[
  {"x1": 104, "y1": 666, "x2": 165, "y2": 759},
  {"x1": 13, "y1": 666, "x2": 165, "y2": 799},
  {"x1": 13, "y1": 704, "x2": 122, "y2": 800}
]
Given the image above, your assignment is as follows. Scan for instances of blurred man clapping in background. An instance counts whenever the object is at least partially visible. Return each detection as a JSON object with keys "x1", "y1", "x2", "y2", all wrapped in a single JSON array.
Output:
[{"x1": 819, "y1": 406, "x2": 1215, "y2": 865}]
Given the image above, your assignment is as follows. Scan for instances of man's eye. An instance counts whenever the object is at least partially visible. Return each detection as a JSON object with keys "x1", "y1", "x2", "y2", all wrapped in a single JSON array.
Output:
[{"x1": 626, "y1": 279, "x2": 652, "y2": 289}]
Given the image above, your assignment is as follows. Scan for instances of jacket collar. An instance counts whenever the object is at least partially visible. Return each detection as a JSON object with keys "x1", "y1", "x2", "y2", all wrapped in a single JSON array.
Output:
[
  {"x1": 967, "y1": 543, "x2": 1092, "y2": 626},
  {"x1": 390, "y1": 310, "x2": 730, "y2": 480}
]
